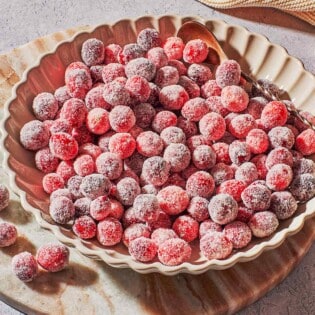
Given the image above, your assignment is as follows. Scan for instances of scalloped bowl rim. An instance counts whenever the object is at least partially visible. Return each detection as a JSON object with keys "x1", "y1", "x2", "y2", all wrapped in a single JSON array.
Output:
[{"x1": 0, "y1": 15, "x2": 315, "y2": 275}]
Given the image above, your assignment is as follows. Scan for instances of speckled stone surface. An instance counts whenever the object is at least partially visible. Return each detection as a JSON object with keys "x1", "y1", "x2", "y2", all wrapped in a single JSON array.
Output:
[{"x1": 0, "y1": 0, "x2": 314, "y2": 314}]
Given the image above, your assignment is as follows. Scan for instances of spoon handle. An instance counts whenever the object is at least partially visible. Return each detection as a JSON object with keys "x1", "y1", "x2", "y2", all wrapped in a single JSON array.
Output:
[{"x1": 242, "y1": 71, "x2": 315, "y2": 131}]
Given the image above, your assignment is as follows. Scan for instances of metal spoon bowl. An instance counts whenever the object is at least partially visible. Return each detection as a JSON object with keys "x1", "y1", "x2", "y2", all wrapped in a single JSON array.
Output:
[{"x1": 177, "y1": 21, "x2": 315, "y2": 131}]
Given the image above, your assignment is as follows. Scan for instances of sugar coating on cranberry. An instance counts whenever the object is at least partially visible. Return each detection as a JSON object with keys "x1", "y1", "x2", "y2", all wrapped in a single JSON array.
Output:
[
  {"x1": 206, "y1": 96, "x2": 229, "y2": 117},
  {"x1": 167, "y1": 60, "x2": 186, "y2": 76},
  {"x1": 160, "y1": 126, "x2": 186, "y2": 146},
  {"x1": 163, "y1": 36, "x2": 184, "y2": 60},
  {"x1": 236, "y1": 205, "x2": 254, "y2": 223},
  {"x1": 122, "y1": 207, "x2": 142, "y2": 228},
  {"x1": 212, "y1": 142, "x2": 231, "y2": 164},
  {"x1": 201, "y1": 80, "x2": 221, "y2": 98},
  {"x1": 246, "y1": 97, "x2": 268, "y2": 119},
  {"x1": 295, "y1": 129, "x2": 315, "y2": 156},
  {"x1": 181, "y1": 97, "x2": 209, "y2": 122},
  {"x1": 56, "y1": 160, "x2": 75, "y2": 183},
  {"x1": 103, "y1": 80, "x2": 131, "y2": 106},
  {"x1": 266, "y1": 163, "x2": 293, "y2": 191},
  {"x1": 241, "y1": 183, "x2": 271, "y2": 211},
  {"x1": 293, "y1": 158, "x2": 315, "y2": 176},
  {"x1": 147, "y1": 47, "x2": 168, "y2": 69},
  {"x1": 90, "y1": 195, "x2": 111, "y2": 221},
  {"x1": 78, "y1": 143, "x2": 102, "y2": 160},
  {"x1": 74, "y1": 197, "x2": 91, "y2": 217},
  {"x1": 128, "y1": 237, "x2": 157, "y2": 262},
  {"x1": 200, "y1": 231, "x2": 233, "y2": 260},
  {"x1": 215, "y1": 60, "x2": 241, "y2": 88},
  {"x1": 268, "y1": 126, "x2": 295, "y2": 149},
  {"x1": 95, "y1": 152, "x2": 122, "y2": 180},
  {"x1": 136, "y1": 131, "x2": 164, "y2": 157},
  {"x1": 246, "y1": 128, "x2": 269, "y2": 154},
  {"x1": 178, "y1": 75, "x2": 200, "y2": 98},
  {"x1": 228, "y1": 114, "x2": 257, "y2": 139},
  {"x1": 49, "y1": 132, "x2": 78, "y2": 161},
  {"x1": 186, "y1": 171, "x2": 215, "y2": 199},
  {"x1": 133, "y1": 194, "x2": 160, "y2": 223},
  {"x1": 157, "y1": 185, "x2": 189, "y2": 215},
  {"x1": 141, "y1": 156, "x2": 170, "y2": 186},
  {"x1": 0, "y1": 222, "x2": 17, "y2": 247},
  {"x1": 210, "y1": 163, "x2": 234, "y2": 186},
  {"x1": 229, "y1": 140, "x2": 251, "y2": 165},
  {"x1": 73, "y1": 154, "x2": 95, "y2": 177},
  {"x1": 50, "y1": 188, "x2": 72, "y2": 202},
  {"x1": 261, "y1": 101, "x2": 288, "y2": 130},
  {"x1": 132, "y1": 103, "x2": 155, "y2": 129},
  {"x1": 155, "y1": 66, "x2": 179, "y2": 88},
  {"x1": 137, "y1": 28, "x2": 161, "y2": 51},
  {"x1": 185, "y1": 197, "x2": 209, "y2": 222},
  {"x1": 42, "y1": 173, "x2": 65, "y2": 194},
  {"x1": 199, "y1": 219, "x2": 222, "y2": 238},
  {"x1": 79, "y1": 173, "x2": 111, "y2": 199},
  {"x1": 73, "y1": 215, "x2": 96, "y2": 239},
  {"x1": 162, "y1": 173, "x2": 186, "y2": 189},
  {"x1": 122, "y1": 223, "x2": 151, "y2": 247},
  {"x1": 208, "y1": 193, "x2": 238, "y2": 225},
  {"x1": 172, "y1": 215, "x2": 198, "y2": 243},
  {"x1": 81, "y1": 38, "x2": 104, "y2": 66},
  {"x1": 221, "y1": 85, "x2": 249, "y2": 113},
  {"x1": 90, "y1": 65, "x2": 104, "y2": 83},
  {"x1": 54, "y1": 86, "x2": 71, "y2": 107},
  {"x1": 192, "y1": 145, "x2": 216, "y2": 170},
  {"x1": 199, "y1": 112, "x2": 226, "y2": 141},
  {"x1": 118, "y1": 43, "x2": 145, "y2": 65},
  {"x1": 151, "y1": 110, "x2": 177, "y2": 133},
  {"x1": 159, "y1": 85, "x2": 189, "y2": 110},
  {"x1": 102, "y1": 63, "x2": 125, "y2": 84},
  {"x1": 97, "y1": 217, "x2": 123, "y2": 246},
  {"x1": 125, "y1": 75, "x2": 151, "y2": 103},
  {"x1": 49, "y1": 196, "x2": 74, "y2": 224},
  {"x1": 35, "y1": 147, "x2": 59, "y2": 174},
  {"x1": 183, "y1": 39, "x2": 208, "y2": 64},
  {"x1": 164, "y1": 143, "x2": 191, "y2": 172},
  {"x1": 251, "y1": 154, "x2": 268, "y2": 179},
  {"x1": 235, "y1": 162, "x2": 258, "y2": 185},
  {"x1": 177, "y1": 116, "x2": 198, "y2": 138},
  {"x1": 249, "y1": 211, "x2": 279, "y2": 238},
  {"x1": 289, "y1": 173, "x2": 315, "y2": 201},
  {"x1": 67, "y1": 175, "x2": 84, "y2": 199},
  {"x1": 85, "y1": 86, "x2": 110, "y2": 111},
  {"x1": 32, "y1": 92, "x2": 58, "y2": 121},
  {"x1": 151, "y1": 228, "x2": 178, "y2": 247},
  {"x1": 187, "y1": 63, "x2": 212, "y2": 85},
  {"x1": 109, "y1": 133, "x2": 136, "y2": 159},
  {"x1": 224, "y1": 221, "x2": 252, "y2": 249},
  {"x1": 49, "y1": 118, "x2": 72, "y2": 134},
  {"x1": 116, "y1": 177, "x2": 140, "y2": 206},
  {"x1": 158, "y1": 238, "x2": 191, "y2": 266},
  {"x1": 65, "y1": 68, "x2": 92, "y2": 99},
  {"x1": 104, "y1": 44, "x2": 122, "y2": 64},
  {"x1": 269, "y1": 191, "x2": 297, "y2": 220},
  {"x1": 12, "y1": 252, "x2": 38, "y2": 282},
  {"x1": 217, "y1": 179, "x2": 246, "y2": 202},
  {"x1": 109, "y1": 105, "x2": 136, "y2": 132},
  {"x1": 37, "y1": 243, "x2": 69, "y2": 272},
  {"x1": 20, "y1": 120, "x2": 50, "y2": 151}
]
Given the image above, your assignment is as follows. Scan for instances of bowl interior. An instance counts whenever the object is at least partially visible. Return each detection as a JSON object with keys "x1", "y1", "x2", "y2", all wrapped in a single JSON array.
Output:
[{"x1": 3, "y1": 15, "x2": 315, "y2": 273}]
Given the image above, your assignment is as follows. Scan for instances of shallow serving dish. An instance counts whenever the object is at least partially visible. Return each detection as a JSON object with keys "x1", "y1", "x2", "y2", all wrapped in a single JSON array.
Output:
[{"x1": 1, "y1": 15, "x2": 315, "y2": 275}]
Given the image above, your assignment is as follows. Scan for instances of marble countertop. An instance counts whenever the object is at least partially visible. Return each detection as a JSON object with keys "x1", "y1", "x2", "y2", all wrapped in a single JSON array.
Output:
[{"x1": 0, "y1": 0, "x2": 314, "y2": 314}]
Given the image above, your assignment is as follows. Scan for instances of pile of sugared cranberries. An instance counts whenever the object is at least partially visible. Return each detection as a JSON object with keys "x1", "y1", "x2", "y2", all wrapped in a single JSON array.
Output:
[{"x1": 19, "y1": 27, "x2": 315, "y2": 266}]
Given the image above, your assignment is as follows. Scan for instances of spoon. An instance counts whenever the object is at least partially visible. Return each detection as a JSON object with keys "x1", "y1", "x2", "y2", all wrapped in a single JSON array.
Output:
[{"x1": 177, "y1": 21, "x2": 315, "y2": 131}]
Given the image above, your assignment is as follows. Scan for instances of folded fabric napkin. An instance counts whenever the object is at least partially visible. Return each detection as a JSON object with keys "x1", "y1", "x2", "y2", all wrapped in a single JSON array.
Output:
[{"x1": 198, "y1": 0, "x2": 315, "y2": 25}]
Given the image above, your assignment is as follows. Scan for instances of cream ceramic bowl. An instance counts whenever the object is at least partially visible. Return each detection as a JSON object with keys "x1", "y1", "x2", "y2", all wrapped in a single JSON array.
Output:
[{"x1": 1, "y1": 15, "x2": 315, "y2": 275}]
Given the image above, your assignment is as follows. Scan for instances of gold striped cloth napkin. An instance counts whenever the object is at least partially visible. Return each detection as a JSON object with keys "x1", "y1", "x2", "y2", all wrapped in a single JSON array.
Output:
[{"x1": 197, "y1": 0, "x2": 315, "y2": 25}]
